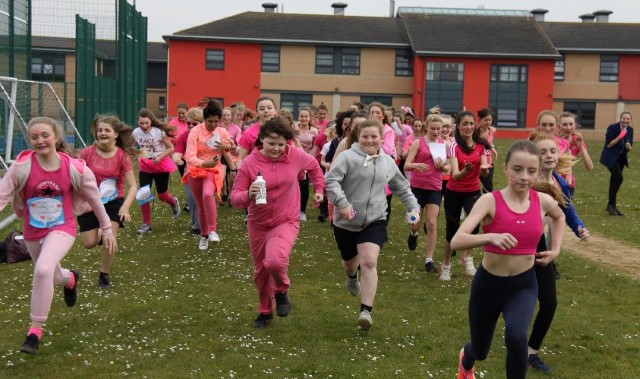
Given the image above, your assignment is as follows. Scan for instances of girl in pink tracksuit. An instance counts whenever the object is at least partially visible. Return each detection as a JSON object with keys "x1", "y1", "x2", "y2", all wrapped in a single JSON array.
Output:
[
  {"x1": 0, "y1": 117, "x2": 117, "y2": 355},
  {"x1": 230, "y1": 118, "x2": 325, "y2": 328}
]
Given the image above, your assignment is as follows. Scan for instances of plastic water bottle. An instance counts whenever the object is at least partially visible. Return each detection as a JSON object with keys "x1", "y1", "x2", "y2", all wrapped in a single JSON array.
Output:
[
  {"x1": 255, "y1": 172, "x2": 267, "y2": 205},
  {"x1": 406, "y1": 212, "x2": 419, "y2": 224}
]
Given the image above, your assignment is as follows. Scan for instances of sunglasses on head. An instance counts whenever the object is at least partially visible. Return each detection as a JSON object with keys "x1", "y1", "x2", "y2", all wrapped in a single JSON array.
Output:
[{"x1": 186, "y1": 121, "x2": 199, "y2": 127}]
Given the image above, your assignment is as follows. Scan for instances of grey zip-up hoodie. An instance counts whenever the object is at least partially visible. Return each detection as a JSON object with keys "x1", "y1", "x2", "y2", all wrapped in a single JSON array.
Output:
[{"x1": 326, "y1": 143, "x2": 419, "y2": 232}]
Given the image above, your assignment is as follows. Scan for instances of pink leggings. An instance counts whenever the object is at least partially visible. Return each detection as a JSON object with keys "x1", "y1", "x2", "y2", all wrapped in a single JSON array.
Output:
[
  {"x1": 24, "y1": 231, "x2": 76, "y2": 323},
  {"x1": 249, "y1": 222, "x2": 299, "y2": 314},
  {"x1": 188, "y1": 173, "x2": 218, "y2": 234}
]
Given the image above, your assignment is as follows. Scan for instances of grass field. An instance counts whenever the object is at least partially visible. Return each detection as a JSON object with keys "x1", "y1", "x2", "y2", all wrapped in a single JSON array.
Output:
[{"x1": 0, "y1": 138, "x2": 638, "y2": 378}]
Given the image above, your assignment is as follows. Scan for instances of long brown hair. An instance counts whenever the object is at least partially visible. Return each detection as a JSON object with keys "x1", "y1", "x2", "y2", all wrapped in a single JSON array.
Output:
[
  {"x1": 91, "y1": 114, "x2": 138, "y2": 157},
  {"x1": 137, "y1": 108, "x2": 172, "y2": 134}
]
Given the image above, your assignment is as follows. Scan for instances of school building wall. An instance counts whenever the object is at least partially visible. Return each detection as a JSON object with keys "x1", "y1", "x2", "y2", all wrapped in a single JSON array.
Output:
[{"x1": 167, "y1": 40, "x2": 262, "y2": 112}]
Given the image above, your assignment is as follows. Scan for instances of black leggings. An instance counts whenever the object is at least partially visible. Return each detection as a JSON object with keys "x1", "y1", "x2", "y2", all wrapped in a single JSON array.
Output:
[
  {"x1": 299, "y1": 175, "x2": 309, "y2": 213},
  {"x1": 463, "y1": 265, "x2": 538, "y2": 379},
  {"x1": 607, "y1": 154, "x2": 626, "y2": 207},
  {"x1": 444, "y1": 189, "x2": 481, "y2": 242},
  {"x1": 528, "y1": 235, "x2": 558, "y2": 351},
  {"x1": 139, "y1": 171, "x2": 170, "y2": 194},
  {"x1": 480, "y1": 166, "x2": 494, "y2": 193}
]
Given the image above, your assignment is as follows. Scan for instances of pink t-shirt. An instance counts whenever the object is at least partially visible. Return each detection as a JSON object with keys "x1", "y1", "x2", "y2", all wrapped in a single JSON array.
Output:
[
  {"x1": 80, "y1": 145, "x2": 133, "y2": 199},
  {"x1": 554, "y1": 135, "x2": 570, "y2": 154},
  {"x1": 23, "y1": 153, "x2": 77, "y2": 239},
  {"x1": 314, "y1": 132, "x2": 328, "y2": 161},
  {"x1": 175, "y1": 128, "x2": 191, "y2": 155},
  {"x1": 296, "y1": 126, "x2": 318, "y2": 154},
  {"x1": 447, "y1": 142, "x2": 486, "y2": 193},
  {"x1": 224, "y1": 123, "x2": 243, "y2": 144},
  {"x1": 398, "y1": 124, "x2": 414, "y2": 152},
  {"x1": 238, "y1": 122, "x2": 261, "y2": 153},
  {"x1": 410, "y1": 137, "x2": 444, "y2": 191},
  {"x1": 169, "y1": 117, "x2": 188, "y2": 138}
]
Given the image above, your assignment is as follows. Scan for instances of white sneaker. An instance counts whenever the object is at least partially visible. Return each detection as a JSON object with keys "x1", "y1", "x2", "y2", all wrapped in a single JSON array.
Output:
[
  {"x1": 198, "y1": 236, "x2": 209, "y2": 250},
  {"x1": 171, "y1": 197, "x2": 181, "y2": 219},
  {"x1": 208, "y1": 231, "x2": 220, "y2": 243},
  {"x1": 357, "y1": 309, "x2": 373, "y2": 331},
  {"x1": 346, "y1": 274, "x2": 360, "y2": 296},
  {"x1": 440, "y1": 264, "x2": 452, "y2": 281},
  {"x1": 463, "y1": 256, "x2": 476, "y2": 276},
  {"x1": 300, "y1": 212, "x2": 307, "y2": 222}
]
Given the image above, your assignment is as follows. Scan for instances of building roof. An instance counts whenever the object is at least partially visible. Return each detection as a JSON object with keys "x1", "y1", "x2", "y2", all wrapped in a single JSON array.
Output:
[
  {"x1": 168, "y1": 11, "x2": 410, "y2": 48},
  {"x1": 540, "y1": 22, "x2": 640, "y2": 53},
  {"x1": 32, "y1": 36, "x2": 167, "y2": 62},
  {"x1": 400, "y1": 13, "x2": 559, "y2": 58}
]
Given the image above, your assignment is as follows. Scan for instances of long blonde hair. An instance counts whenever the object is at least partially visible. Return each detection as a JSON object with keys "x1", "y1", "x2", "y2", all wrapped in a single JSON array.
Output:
[{"x1": 528, "y1": 131, "x2": 576, "y2": 175}]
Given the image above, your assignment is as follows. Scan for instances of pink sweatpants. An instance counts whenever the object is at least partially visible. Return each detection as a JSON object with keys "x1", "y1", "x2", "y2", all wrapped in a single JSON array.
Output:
[
  {"x1": 188, "y1": 173, "x2": 218, "y2": 234},
  {"x1": 24, "y1": 231, "x2": 76, "y2": 323},
  {"x1": 248, "y1": 221, "x2": 299, "y2": 314}
]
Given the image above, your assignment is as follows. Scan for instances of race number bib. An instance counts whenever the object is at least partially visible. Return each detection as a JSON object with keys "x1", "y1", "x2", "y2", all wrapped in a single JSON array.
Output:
[
  {"x1": 205, "y1": 133, "x2": 221, "y2": 149},
  {"x1": 27, "y1": 196, "x2": 65, "y2": 228},
  {"x1": 99, "y1": 178, "x2": 118, "y2": 204}
]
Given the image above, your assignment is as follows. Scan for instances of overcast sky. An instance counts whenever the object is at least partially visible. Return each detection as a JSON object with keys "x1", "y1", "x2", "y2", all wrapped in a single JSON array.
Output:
[{"x1": 133, "y1": 0, "x2": 638, "y2": 42}]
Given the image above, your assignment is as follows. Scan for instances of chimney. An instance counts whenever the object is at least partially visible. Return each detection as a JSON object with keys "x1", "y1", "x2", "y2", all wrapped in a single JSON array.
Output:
[
  {"x1": 331, "y1": 2, "x2": 347, "y2": 16},
  {"x1": 593, "y1": 10, "x2": 613, "y2": 23},
  {"x1": 390, "y1": 0, "x2": 396, "y2": 17},
  {"x1": 579, "y1": 13, "x2": 596, "y2": 23},
  {"x1": 262, "y1": 3, "x2": 277, "y2": 13},
  {"x1": 530, "y1": 9, "x2": 548, "y2": 22}
]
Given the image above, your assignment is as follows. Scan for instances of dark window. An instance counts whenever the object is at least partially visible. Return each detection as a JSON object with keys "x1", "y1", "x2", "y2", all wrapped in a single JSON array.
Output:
[
  {"x1": 490, "y1": 65, "x2": 528, "y2": 128},
  {"x1": 360, "y1": 96, "x2": 392, "y2": 108},
  {"x1": 262, "y1": 45, "x2": 280, "y2": 72},
  {"x1": 600, "y1": 54, "x2": 619, "y2": 82},
  {"x1": 206, "y1": 49, "x2": 225, "y2": 70},
  {"x1": 426, "y1": 62, "x2": 464, "y2": 115},
  {"x1": 147, "y1": 61, "x2": 167, "y2": 88},
  {"x1": 281, "y1": 93, "x2": 312, "y2": 119},
  {"x1": 316, "y1": 47, "x2": 360, "y2": 75},
  {"x1": 159, "y1": 96, "x2": 166, "y2": 110},
  {"x1": 31, "y1": 52, "x2": 65, "y2": 82},
  {"x1": 564, "y1": 102, "x2": 596, "y2": 129},
  {"x1": 395, "y1": 49, "x2": 413, "y2": 76},
  {"x1": 555, "y1": 55, "x2": 565, "y2": 81}
]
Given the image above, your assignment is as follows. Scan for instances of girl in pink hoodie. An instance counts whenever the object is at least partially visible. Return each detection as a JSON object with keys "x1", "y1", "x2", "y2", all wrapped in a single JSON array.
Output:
[
  {"x1": 230, "y1": 118, "x2": 325, "y2": 328},
  {"x1": 0, "y1": 117, "x2": 117, "y2": 355}
]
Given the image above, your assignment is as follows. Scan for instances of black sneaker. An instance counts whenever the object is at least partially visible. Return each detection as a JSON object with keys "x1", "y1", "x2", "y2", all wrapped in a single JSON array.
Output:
[
  {"x1": 19, "y1": 334, "x2": 40, "y2": 355},
  {"x1": 275, "y1": 291, "x2": 291, "y2": 317},
  {"x1": 191, "y1": 228, "x2": 201, "y2": 235},
  {"x1": 63, "y1": 270, "x2": 80, "y2": 307},
  {"x1": 528, "y1": 354, "x2": 552, "y2": 374},
  {"x1": 407, "y1": 233, "x2": 418, "y2": 251},
  {"x1": 183, "y1": 205, "x2": 190, "y2": 213},
  {"x1": 425, "y1": 261, "x2": 438, "y2": 273},
  {"x1": 606, "y1": 204, "x2": 618, "y2": 216},
  {"x1": 99, "y1": 273, "x2": 113, "y2": 289},
  {"x1": 253, "y1": 313, "x2": 274, "y2": 328},
  {"x1": 615, "y1": 207, "x2": 625, "y2": 216},
  {"x1": 318, "y1": 214, "x2": 327, "y2": 222}
]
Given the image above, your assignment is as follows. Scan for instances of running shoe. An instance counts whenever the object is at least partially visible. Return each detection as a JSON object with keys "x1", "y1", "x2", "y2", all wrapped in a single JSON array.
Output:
[
  {"x1": 440, "y1": 264, "x2": 452, "y2": 281},
  {"x1": 357, "y1": 309, "x2": 373, "y2": 331},
  {"x1": 208, "y1": 231, "x2": 220, "y2": 243},
  {"x1": 138, "y1": 224, "x2": 152, "y2": 235},
  {"x1": 253, "y1": 313, "x2": 274, "y2": 328},
  {"x1": 458, "y1": 348, "x2": 476, "y2": 379},
  {"x1": 63, "y1": 270, "x2": 80, "y2": 307},
  {"x1": 346, "y1": 274, "x2": 360, "y2": 296},
  {"x1": 275, "y1": 291, "x2": 291, "y2": 317},
  {"x1": 19, "y1": 334, "x2": 40, "y2": 355},
  {"x1": 425, "y1": 261, "x2": 438, "y2": 274},
  {"x1": 171, "y1": 197, "x2": 181, "y2": 219},
  {"x1": 198, "y1": 236, "x2": 209, "y2": 250},
  {"x1": 300, "y1": 212, "x2": 307, "y2": 222},
  {"x1": 407, "y1": 232, "x2": 418, "y2": 251},
  {"x1": 528, "y1": 354, "x2": 552, "y2": 374},
  {"x1": 99, "y1": 273, "x2": 113, "y2": 289},
  {"x1": 463, "y1": 256, "x2": 477, "y2": 276}
]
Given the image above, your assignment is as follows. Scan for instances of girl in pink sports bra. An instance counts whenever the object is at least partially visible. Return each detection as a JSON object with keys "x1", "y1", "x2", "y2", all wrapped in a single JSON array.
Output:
[{"x1": 450, "y1": 140, "x2": 566, "y2": 379}]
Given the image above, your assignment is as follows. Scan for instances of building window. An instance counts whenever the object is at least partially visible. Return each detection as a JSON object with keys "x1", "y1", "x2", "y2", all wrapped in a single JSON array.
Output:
[
  {"x1": 555, "y1": 55, "x2": 565, "y2": 81},
  {"x1": 281, "y1": 93, "x2": 312, "y2": 119},
  {"x1": 206, "y1": 49, "x2": 225, "y2": 70},
  {"x1": 360, "y1": 96, "x2": 393, "y2": 107},
  {"x1": 600, "y1": 55, "x2": 619, "y2": 82},
  {"x1": 490, "y1": 65, "x2": 528, "y2": 128},
  {"x1": 31, "y1": 52, "x2": 65, "y2": 82},
  {"x1": 426, "y1": 62, "x2": 464, "y2": 115},
  {"x1": 159, "y1": 96, "x2": 166, "y2": 110},
  {"x1": 564, "y1": 102, "x2": 596, "y2": 129},
  {"x1": 262, "y1": 45, "x2": 280, "y2": 72},
  {"x1": 316, "y1": 47, "x2": 360, "y2": 75},
  {"x1": 395, "y1": 49, "x2": 413, "y2": 76}
]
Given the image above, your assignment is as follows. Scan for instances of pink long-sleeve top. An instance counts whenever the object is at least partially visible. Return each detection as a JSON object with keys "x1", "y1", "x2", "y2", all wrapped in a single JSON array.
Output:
[
  {"x1": 184, "y1": 124, "x2": 231, "y2": 168},
  {"x1": 382, "y1": 124, "x2": 397, "y2": 158},
  {"x1": 230, "y1": 145, "x2": 325, "y2": 228}
]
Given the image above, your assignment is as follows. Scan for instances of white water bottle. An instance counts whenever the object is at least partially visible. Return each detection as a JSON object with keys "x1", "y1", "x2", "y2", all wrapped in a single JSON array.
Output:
[{"x1": 254, "y1": 172, "x2": 267, "y2": 205}]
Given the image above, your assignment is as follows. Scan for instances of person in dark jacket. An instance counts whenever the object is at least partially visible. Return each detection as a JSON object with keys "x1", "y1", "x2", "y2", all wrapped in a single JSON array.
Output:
[{"x1": 600, "y1": 111, "x2": 634, "y2": 216}]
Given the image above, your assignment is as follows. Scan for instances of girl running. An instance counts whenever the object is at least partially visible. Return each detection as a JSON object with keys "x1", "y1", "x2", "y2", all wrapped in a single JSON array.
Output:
[
  {"x1": 230, "y1": 118, "x2": 324, "y2": 327},
  {"x1": 0, "y1": 117, "x2": 117, "y2": 355},
  {"x1": 527, "y1": 131, "x2": 590, "y2": 374},
  {"x1": 557, "y1": 112, "x2": 594, "y2": 199},
  {"x1": 295, "y1": 108, "x2": 319, "y2": 222},
  {"x1": 441, "y1": 111, "x2": 492, "y2": 281},
  {"x1": 185, "y1": 100, "x2": 237, "y2": 250},
  {"x1": 237, "y1": 97, "x2": 278, "y2": 167},
  {"x1": 452, "y1": 140, "x2": 565, "y2": 379},
  {"x1": 78, "y1": 115, "x2": 137, "y2": 288},
  {"x1": 133, "y1": 108, "x2": 180, "y2": 234},
  {"x1": 326, "y1": 119, "x2": 419, "y2": 331},
  {"x1": 404, "y1": 113, "x2": 450, "y2": 274}
]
